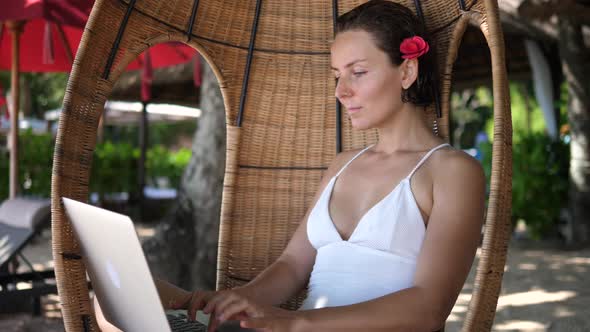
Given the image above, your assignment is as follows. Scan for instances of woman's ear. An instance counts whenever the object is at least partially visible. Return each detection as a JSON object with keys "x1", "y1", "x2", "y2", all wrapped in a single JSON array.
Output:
[{"x1": 400, "y1": 58, "x2": 419, "y2": 90}]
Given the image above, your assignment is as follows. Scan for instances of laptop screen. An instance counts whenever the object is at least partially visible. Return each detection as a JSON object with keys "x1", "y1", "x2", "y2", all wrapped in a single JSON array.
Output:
[{"x1": 63, "y1": 198, "x2": 171, "y2": 332}]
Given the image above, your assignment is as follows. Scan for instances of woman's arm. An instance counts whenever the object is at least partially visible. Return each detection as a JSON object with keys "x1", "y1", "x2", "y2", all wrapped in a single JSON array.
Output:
[
  {"x1": 267, "y1": 151, "x2": 486, "y2": 331},
  {"x1": 93, "y1": 296, "x2": 123, "y2": 332},
  {"x1": 155, "y1": 278, "x2": 192, "y2": 308}
]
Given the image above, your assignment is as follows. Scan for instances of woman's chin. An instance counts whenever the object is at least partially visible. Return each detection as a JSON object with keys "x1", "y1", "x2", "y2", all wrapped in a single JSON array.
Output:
[{"x1": 350, "y1": 120, "x2": 372, "y2": 130}]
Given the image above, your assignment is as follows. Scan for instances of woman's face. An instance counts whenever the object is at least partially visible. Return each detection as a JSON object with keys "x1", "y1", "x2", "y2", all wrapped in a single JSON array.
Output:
[{"x1": 331, "y1": 30, "x2": 404, "y2": 130}]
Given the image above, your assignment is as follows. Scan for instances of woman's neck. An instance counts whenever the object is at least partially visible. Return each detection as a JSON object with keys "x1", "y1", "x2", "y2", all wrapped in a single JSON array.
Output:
[{"x1": 373, "y1": 103, "x2": 441, "y2": 154}]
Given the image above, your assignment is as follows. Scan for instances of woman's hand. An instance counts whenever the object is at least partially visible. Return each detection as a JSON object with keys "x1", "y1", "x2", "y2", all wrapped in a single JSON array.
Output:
[
  {"x1": 209, "y1": 293, "x2": 309, "y2": 332},
  {"x1": 208, "y1": 294, "x2": 308, "y2": 332},
  {"x1": 239, "y1": 306, "x2": 310, "y2": 332},
  {"x1": 173, "y1": 289, "x2": 309, "y2": 332},
  {"x1": 170, "y1": 288, "x2": 254, "y2": 331},
  {"x1": 170, "y1": 289, "x2": 219, "y2": 319}
]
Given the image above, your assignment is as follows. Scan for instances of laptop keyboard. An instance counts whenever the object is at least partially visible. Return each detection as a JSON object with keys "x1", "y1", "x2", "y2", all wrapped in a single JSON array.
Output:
[{"x1": 166, "y1": 312, "x2": 208, "y2": 332}]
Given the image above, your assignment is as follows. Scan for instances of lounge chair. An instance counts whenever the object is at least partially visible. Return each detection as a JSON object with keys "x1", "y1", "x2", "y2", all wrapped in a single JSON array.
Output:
[{"x1": 0, "y1": 197, "x2": 56, "y2": 315}]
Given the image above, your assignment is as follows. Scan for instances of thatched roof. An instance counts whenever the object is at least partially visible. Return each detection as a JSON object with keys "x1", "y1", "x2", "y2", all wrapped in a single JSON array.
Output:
[
  {"x1": 110, "y1": 61, "x2": 199, "y2": 106},
  {"x1": 499, "y1": 0, "x2": 590, "y2": 44},
  {"x1": 452, "y1": 25, "x2": 532, "y2": 90},
  {"x1": 455, "y1": 0, "x2": 590, "y2": 89}
]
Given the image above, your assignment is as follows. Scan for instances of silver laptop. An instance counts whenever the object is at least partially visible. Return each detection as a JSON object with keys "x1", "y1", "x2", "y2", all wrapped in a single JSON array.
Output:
[{"x1": 62, "y1": 197, "x2": 224, "y2": 332}]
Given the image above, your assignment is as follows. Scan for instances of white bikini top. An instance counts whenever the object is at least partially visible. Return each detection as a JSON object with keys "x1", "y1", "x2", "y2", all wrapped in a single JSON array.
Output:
[
  {"x1": 307, "y1": 143, "x2": 450, "y2": 257},
  {"x1": 300, "y1": 143, "x2": 450, "y2": 310}
]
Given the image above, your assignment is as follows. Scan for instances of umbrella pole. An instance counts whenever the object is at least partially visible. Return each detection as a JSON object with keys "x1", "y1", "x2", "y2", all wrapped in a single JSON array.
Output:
[
  {"x1": 138, "y1": 101, "x2": 148, "y2": 217},
  {"x1": 7, "y1": 21, "x2": 24, "y2": 199}
]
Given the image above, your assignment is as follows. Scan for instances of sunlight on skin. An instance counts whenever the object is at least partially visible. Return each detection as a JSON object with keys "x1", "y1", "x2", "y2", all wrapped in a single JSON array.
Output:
[
  {"x1": 496, "y1": 290, "x2": 576, "y2": 309},
  {"x1": 494, "y1": 320, "x2": 547, "y2": 330}
]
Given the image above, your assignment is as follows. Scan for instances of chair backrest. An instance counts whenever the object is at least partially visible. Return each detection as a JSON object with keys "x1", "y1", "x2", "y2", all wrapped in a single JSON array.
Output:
[
  {"x1": 51, "y1": 1, "x2": 511, "y2": 331},
  {"x1": 0, "y1": 198, "x2": 51, "y2": 269},
  {"x1": 0, "y1": 198, "x2": 50, "y2": 230}
]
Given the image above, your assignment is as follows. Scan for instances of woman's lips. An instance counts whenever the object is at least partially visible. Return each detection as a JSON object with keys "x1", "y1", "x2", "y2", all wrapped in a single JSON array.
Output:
[{"x1": 347, "y1": 106, "x2": 361, "y2": 115}]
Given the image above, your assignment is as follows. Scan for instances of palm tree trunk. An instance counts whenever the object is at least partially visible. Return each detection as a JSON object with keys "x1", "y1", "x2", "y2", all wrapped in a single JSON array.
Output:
[
  {"x1": 558, "y1": 17, "x2": 590, "y2": 246},
  {"x1": 142, "y1": 56, "x2": 226, "y2": 290}
]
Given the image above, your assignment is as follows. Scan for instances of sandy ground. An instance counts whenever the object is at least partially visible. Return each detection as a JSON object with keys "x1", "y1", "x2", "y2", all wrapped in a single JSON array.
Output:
[
  {"x1": 1, "y1": 226, "x2": 589, "y2": 332},
  {"x1": 446, "y1": 239, "x2": 590, "y2": 332}
]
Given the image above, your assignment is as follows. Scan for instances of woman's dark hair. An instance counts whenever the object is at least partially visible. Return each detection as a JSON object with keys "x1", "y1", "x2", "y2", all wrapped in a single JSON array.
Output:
[{"x1": 336, "y1": 0, "x2": 437, "y2": 106}]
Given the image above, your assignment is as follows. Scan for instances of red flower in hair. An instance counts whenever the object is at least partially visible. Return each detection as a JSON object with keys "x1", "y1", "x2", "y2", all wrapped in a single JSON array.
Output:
[{"x1": 400, "y1": 36, "x2": 429, "y2": 60}]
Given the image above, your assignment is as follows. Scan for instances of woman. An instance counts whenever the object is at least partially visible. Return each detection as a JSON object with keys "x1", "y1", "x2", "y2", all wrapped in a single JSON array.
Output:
[{"x1": 100, "y1": 1, "x2": 485, "y2": 331}]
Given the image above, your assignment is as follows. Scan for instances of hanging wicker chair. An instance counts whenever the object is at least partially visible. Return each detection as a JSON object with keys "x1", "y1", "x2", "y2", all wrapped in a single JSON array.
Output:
[{"x1": 51, "y1": 0, "x2": 512, "y2": 330}]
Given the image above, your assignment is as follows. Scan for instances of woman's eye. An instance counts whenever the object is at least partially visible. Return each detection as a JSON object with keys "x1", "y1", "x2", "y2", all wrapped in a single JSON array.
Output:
[{"x1": 353, "y1": 71, "x2": 367, "y2": 77}]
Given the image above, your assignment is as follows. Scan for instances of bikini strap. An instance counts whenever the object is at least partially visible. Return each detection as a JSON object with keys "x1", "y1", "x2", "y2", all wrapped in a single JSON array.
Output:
[
  {"x1": 407, "y1": 143, "x2": 450, "y2": 178},
  {"x1": 335, "y1": 145, "x2": 374, "y2": 177}
]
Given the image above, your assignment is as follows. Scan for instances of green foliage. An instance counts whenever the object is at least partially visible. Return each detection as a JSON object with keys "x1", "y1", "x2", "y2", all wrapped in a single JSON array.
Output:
[
  {"x1": 89, "y1": 141, "x2": 191, "y2": 195},
  {"x1": 470, "y1": 82, "x2": 572, "y2": 238},
  {"x1": 90, "y1": 141, "x2": 139, "y2": 196},
  {"x1": 480, "y1": 133, "x2": 570, "y2": 238},
  {"x1": 451, "y1": 88, "x2": 493, "y2": 148},
  {"x1": 0, "y1": 150, "x2": 6, "y2": 200},
  {"x1": 0, "y1": 71, "x2": 193, "y2": 200},
  {"x1": 0, "y1": 130, "x2": 55, "y2": 199},
  {"x1": 103, "y1": 120, "x2": 196, "y2": 147},
  {"x1": 146, "y1": 145, "x2": 191, "y2": 188},
  {"x1": 20, "y1": 130, "x2": 54, "y2": 196},
  {"x1": 149, "y1": 121, "x2": 197, "y2": 147},
  {"x1": 0, "y1": 134, "x2": 191, "y2": 201},
  {"x1": 22, "y1": 73, "x2": 68, "y2": 118},
  {"x1": 484, "y1": 83, "x2": 549, "y2": 143},
  {"x1": 0, "y1": 72, "x2": 9, "y2": 93},
  {"x1": 0, "y1": 71, "x2": 68, "y2": 118}
]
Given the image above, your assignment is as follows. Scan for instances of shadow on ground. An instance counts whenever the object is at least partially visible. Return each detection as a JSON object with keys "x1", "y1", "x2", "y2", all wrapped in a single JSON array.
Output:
[{"x1": 447, "y1": 239, "x2": 590, "y2": 332}]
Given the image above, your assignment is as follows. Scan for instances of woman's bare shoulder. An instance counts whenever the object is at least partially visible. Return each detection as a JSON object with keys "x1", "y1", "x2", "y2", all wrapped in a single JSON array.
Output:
[{"x1": 430, "y1": 147, "x2": 485, "y2": 192}]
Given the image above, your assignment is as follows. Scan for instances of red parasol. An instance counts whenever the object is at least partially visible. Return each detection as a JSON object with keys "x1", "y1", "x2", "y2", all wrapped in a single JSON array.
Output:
[
  {"x1": 0, "y1": 0, "x2": 94, "y2": 198},
  {"x1": 0, "y1": 22, "x2": 197, "y2": 72}
]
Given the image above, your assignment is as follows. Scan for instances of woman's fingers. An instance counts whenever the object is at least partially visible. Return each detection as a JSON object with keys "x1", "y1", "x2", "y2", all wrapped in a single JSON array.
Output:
[
  {"x1": 241, "y1": 317, "x2": 271, "y2": 330},
  {"x1": 231, "y1": 312, "x2": 250, "y2": 321},
  {"x1": 216, "y1": 299, "x2": 254, "y2": 322},
  {"x1": 187, "y1": 291, "x2": 199, "y2": 320},
  {"x1": 170, "y1": 291, "x2": 192, "y2": 310},
  {"x1": 209, "y1": 293, "x2": 238, "y2": 316},
  {"x1": 188, "y1": 290, "x2": 210, "y2": 320},
  {"x1": 207, "y1": 312, "x2": 219, "y2": 332},
  {"x1": 202, "y1": 290, "x2": 236, "y2": 314}
]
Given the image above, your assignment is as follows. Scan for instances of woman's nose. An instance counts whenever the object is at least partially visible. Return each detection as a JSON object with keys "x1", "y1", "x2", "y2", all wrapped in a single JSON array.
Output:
[{"x1": 335, "y1": 78, "x2": 352, "y2": 100}]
